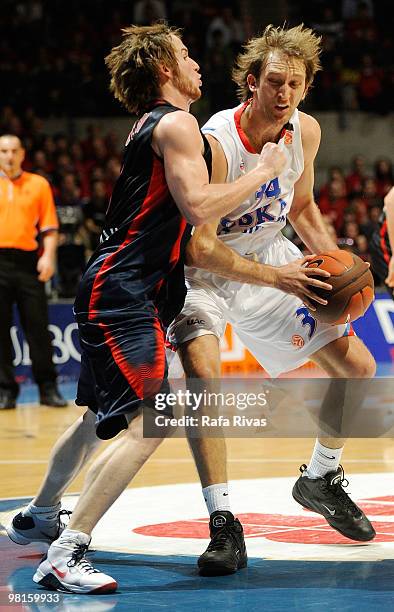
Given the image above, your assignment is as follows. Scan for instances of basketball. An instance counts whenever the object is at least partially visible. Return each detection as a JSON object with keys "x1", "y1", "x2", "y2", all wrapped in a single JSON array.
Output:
[{"x1": 305, "y1": 250, "x2": 374, "y2": 324}]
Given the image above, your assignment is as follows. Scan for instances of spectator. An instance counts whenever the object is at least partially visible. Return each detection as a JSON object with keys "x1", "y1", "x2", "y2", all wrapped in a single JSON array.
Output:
[
  {"x1": 312, "y1": 6, "x2": 343, "y2": 41},
  {"x1": 362, "y1": 177, "x2": 382, "y2": 209},
  {"x1": 83, "y1": 180, "x2": 108, "y2": 253},
  {"x1": 55, "y1": 173, "x2": 87, "y2": 298},
  {"x1": 358, "y1": 54, "x2": 383, "y2": 112},
  {"x1": 318, "y1": 177, "x2": 349, "y2": 232},
  {"x1": 374, "y1": 158, "x2": 393, "y2": 198},
  {"x1": 346, "y1": 155, "x2": 366, "y2": 196},
  {"x1": 31, "y1": 149, "x2": 52, "y2": 181},
  {"x1": 342, "y1": 220, "x2": 360, "y2": 240},
  {"x1": 342, "y1": 0, "x2": 374, "y2": 20},
  {"x1": 133, "y1": 0, "x2": 167, "y2": 25},
  {"x1": 206, "y1": 7, "x2": 245, "y2": 52},
  {"x1": 355, "y1": 233, "x2": 371, "y2": 264},
  {"x1": 319, "y1": 166, "x2": 346, "y2": 199},
  {"x1": 205, "y1": 29, "x2": 235, "y2": 114}
]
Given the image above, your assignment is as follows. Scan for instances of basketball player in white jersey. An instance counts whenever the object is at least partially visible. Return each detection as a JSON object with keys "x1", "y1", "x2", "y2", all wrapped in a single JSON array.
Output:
[{"x1": 168, "y1": 25, "x2": 376, "y2": 575}]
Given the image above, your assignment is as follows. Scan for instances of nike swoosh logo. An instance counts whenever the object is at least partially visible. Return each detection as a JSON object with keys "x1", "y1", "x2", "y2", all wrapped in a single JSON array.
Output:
[
  {"x1": 322, "y1": 504, "x2": 336, "y2": 516},
  {"x1": 223, "y1": 493, "x2": 229, "y2": 496},
  {"x1": 318, "y1": 452, "x2": 336, "y2": 460},
  {"x1": 51, "y1": 563, "x2": 67, "y2": 579}
]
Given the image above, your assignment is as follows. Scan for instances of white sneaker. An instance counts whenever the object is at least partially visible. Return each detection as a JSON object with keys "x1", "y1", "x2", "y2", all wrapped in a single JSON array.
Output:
[
  {"x1": 7, "y1": 503, "x2": 71, "y2": 545},
  {"x1": 33, "y1": 531, "x2": 118, "y2": 594}
]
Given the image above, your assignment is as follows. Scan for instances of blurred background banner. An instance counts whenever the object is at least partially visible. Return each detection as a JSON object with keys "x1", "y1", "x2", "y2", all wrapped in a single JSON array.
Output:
[{"x1": 12, "y1": 304, "x2": 81, "y2": 385}]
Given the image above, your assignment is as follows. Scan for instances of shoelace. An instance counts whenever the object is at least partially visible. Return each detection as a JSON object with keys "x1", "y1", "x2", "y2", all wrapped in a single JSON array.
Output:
[
  {"x1": 67, "y1": 543, "x2": 100, "y2": 574},
  {"x1": 323, "y1": 466, "x2": 361, "y2": 516},
  {"x1": 299, "y1": 464, "x2": 361, "y2": 516},
  {"x1": 207, "y1": 525, "x2": 235, "y2": 552}
]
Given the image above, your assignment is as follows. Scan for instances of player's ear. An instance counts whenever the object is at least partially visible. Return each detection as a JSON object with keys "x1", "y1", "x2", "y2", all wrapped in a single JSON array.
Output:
[
  {"x1": 158, "y1": 62, "x2": 172, "y2": 84},
  {"x1": 247, "y1": 74, "x2": 257, "y2": 93}
]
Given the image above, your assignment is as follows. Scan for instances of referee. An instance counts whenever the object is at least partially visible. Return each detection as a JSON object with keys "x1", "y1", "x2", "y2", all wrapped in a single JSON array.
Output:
[{"x1": 0, "y1": 134, "x2": 67, "y2": 409}]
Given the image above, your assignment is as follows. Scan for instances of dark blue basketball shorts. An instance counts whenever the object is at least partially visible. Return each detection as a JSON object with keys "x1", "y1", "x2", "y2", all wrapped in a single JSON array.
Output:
[{"x1": 75, "y1": 311, "x2": 171, "y2": 439}]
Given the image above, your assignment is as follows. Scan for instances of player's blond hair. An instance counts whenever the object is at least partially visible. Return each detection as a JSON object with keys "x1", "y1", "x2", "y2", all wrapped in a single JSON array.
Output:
[
  {"x1": 105, "y1": 24, "x2": 182, "y2": 116},
  {"x1": 232, "y1": 24, "x2": 322, "y2": 100}
]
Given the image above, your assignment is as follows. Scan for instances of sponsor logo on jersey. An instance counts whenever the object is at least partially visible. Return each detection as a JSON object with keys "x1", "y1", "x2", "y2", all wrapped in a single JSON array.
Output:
[
  {"x1": 291, "y1": 334, "x2": 305, "y2": 348},
  {"x1": 218, "y1": 178, "x2": 289, "y2": 236},
  {"x1": 186, "y1": 318, "x2": 206, "y2": 326},
  {"x1": 295, "y1": 307, "x2": 317, "y2": 339},
  {"x1": 280, "y1": 123, "x2": 294, "y2": 145},
  {"x1": 100, "y1": 226, "x2": 119, "y2": 243}
]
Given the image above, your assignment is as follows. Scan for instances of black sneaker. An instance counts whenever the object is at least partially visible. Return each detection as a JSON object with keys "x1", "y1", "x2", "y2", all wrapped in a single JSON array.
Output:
[
  {"x1": 292, "y1": 464, "x2": 376, "y2": 542},
  {"x1": 198, "y1": 511, "x2": 247, "y2": 576}
]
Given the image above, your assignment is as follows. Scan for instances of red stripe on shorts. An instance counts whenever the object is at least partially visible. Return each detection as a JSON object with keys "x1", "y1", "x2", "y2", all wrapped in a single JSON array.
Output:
[{"x1": 99, "y1": 319, "x2": 166, "y2": 400}]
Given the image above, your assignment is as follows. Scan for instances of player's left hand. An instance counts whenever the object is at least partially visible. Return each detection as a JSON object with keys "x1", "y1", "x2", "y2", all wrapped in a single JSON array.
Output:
[
  {"x1": 37, "y1": 254, "x2": 55, "y2": 282},
  {"x1": 385, "y1": 256, "x2": 394, "y2": 288}
]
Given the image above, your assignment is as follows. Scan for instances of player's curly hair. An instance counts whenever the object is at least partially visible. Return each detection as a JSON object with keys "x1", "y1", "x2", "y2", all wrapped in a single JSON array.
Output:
[
  {"x1": 232, "y1": 24, "x2": 322, "y2": 101},
  {"x1": 105, "y1": 23, "x2": 182, "y2": 116}
]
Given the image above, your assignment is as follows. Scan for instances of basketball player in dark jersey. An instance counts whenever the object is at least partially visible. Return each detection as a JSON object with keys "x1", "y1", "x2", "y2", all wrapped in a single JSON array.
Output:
[
  {"x1": 370, "y1": 186, "x2": 394, "y2": 298},
  {"x1": 6, "y1": 25, "x2": 286, "y2": 593}
]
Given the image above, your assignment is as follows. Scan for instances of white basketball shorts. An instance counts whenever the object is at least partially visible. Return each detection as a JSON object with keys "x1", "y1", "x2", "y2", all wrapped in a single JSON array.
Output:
[{"x1": 167, "y1": 233, "x2": 350, "y2": 378}]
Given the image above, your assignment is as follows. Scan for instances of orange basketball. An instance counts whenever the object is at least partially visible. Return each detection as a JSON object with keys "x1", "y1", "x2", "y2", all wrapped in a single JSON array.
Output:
[{"x1": 305, "y1": 250, "x2": 374, "y2": 324}]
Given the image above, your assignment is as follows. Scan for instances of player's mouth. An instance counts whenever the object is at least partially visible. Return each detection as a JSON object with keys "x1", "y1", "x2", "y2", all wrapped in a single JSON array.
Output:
[{"x1": 274, "y1": 104, "x2": 289, "y2": 114}]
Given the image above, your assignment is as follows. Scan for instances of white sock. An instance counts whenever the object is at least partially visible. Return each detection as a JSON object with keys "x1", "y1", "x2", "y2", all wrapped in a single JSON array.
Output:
[
  {"x1": 303, "y1": 439, "x2": 343, "y2": 479},
  {"x1": 202, "y1": 483, "x2": 231, "y2": 514},
  {"x1": 25, "y1": 501, "x2": 61, "y2": 518}
]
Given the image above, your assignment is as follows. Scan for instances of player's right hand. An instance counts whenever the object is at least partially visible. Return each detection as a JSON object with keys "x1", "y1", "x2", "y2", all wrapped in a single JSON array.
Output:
[
  {"x1": 258, "y1": 142, "x2": 287, "y2": 178},
  {"x1": 273, "y1": 255, "x2": 332, "y2": 311}
]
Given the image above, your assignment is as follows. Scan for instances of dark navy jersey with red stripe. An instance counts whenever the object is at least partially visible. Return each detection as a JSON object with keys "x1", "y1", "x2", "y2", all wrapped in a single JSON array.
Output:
[
  {"x1": 74, "y1": 102, "x2": 212, "y2": 326},
  {"x1": 370, "y1": 209, "x2": 393, "y2": 292},
  {"x1": 378, "y1": 211, "x2": 392, "y2": 264}
]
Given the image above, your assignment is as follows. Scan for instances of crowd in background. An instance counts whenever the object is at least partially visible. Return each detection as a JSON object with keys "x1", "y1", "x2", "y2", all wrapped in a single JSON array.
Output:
[
  {"x1": 1, "y1": 0, "x2": 393, "y2": 117},
  {"x1": 291, "y1": 0, "x2": 393, "y2": 114},
  {"x1": 0, "y1": 0, "x2": 245, "y2": 118},
  {"x1": 286, "y1": 155, "x2": 393, "y2": 284},
  {"x1": 0, "y1": 0, "x2": 393, "y2": 296}
]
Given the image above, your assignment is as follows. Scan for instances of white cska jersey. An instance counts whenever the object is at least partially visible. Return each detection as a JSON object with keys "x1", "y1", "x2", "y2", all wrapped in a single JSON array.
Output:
[{"x1": 202, "y1": 102, "x2": 304, "y2": 253}]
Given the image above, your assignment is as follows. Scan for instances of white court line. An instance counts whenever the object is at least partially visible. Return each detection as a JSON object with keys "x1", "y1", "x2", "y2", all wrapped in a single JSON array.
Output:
[{"x1": 1, "y1": 458, "x2": 394, "y2": 465}]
